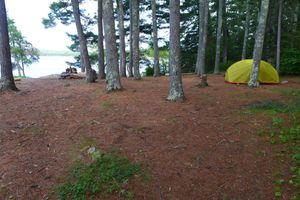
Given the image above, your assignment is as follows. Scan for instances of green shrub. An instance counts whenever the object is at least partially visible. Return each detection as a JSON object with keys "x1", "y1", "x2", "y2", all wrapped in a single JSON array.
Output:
[
  {"x1": 144, "y1": 66, "x2": 154, "y2": 77},
  {"x1": 280, "y1": 48, "x2": 300, "y2": 75},
  {"x1": 58, "y1": 153, "x2": 141, "y2": 200},
  {"x1": 219, "y1": 60, "x2": 235, "y2": 72}
]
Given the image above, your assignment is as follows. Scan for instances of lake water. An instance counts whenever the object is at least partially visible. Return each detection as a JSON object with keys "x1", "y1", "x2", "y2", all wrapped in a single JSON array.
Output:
[
  {"x1": 13, "y1": 56, "x2": 75, "y2": 78},
  {"x1": 11, "y1": 56, "x2": 149, "y2": 78}
]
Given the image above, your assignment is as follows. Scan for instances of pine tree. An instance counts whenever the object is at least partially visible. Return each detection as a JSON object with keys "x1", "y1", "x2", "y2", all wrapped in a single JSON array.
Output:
[
  {"x1": 248, "y1": 0, "x2": 270, "y2": 88},
  {"x1": 103, "y1": 0, "x2": 122, "y2": 91},
  {"x1": 152, "y1": 0, "x2": 160, "y2": 77},
  {"x1": 0, "y1": 0, "x2": 18, "y2": 92},
  {"x1": 214, "y1": 0, "x2": 223, "y2": 74},
  {"x1": 131, "y1": 0, "x2": 142, "y2": 80},
  {"x1": 118, "y1": 0, "x2": 127, "y2": 77},
  {"x1": 167, "y1": 0, "x2": 185, "y2": 101},
  {"x1": 98, "y1": 0, "x2": 105, "y2": 79},
  {"x1": 71, "y1": 0, "x2": 96, "y2": 83}
]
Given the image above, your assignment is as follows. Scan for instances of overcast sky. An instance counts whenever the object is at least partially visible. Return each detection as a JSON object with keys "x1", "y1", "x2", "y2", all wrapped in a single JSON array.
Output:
[{"x1": 5, "y1": 0, "x2": 95, "y2": 51}]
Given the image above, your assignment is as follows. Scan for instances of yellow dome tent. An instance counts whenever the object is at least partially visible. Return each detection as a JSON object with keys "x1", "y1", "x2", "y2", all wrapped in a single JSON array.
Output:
[{"x1": 225, "y1": 59, "x2": 279, "y2": 84}]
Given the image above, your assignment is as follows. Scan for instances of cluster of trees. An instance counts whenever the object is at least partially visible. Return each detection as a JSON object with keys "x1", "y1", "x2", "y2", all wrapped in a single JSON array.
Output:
[
  {"x1": 42, "y1": 0, "x2": 299, "y2": 78},
  {"x1": 8, "y1": 19, "x2": 39, "y2": 77},
  {"x1": 1, "y1": 0, "x2": 299, "y2": 99}
]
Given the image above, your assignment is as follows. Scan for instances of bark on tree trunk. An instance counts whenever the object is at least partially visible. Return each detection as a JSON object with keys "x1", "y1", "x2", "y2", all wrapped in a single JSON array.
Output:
[
  {"x1": 80, "y1": 54, "x2": 85, "y2": 72},
  {"x1": 293, "y1": 2, "x2": 299, "y2": 32},
  {"x1": 0, "y1": 0, "x2": 18, "y2": 92},
  {"x1": 71, "y1": 0, "x2": 95, "y2": 83},
  {"x1": 276, "y1": 0, "x2": 282, "y2": 72},
  {"x1": 196, "y1": 0, "x2": 209, "y2": 77},
  {"x1": 242, "y1": 0, "x2": 250, "y2": 60},
  {"x1": 131, "y1": 0, "x2": 141, "y2": 80},
  {"x1": 248, "y1": 0, "x2": 270, "y2": 88},
  {"x1": 98, "y1": 0, "x2": 105, "y2": 79},
  {"x1": 21, "y1": 62, "x2": 25, "y2": 77},
  {"x1": 118, "y1": 0, "x2": 127, "y2": 77},
  {"x1": 128, "y1": 1, "x2": 134, "y2": 77},
  {"x1": 17, "y1": 63, "x2": 21, "y2": 77},
  {"x1": 214, "y1": 0, "x2": 223, "y2": 74},
  {"x1": 167, "y1": 0, "x2": 185, "y2": 101},
  {"x1": 222, "y1": 1, "x2": 228, "y2": 64},
  {"x1": 102, "y1": 0, "x2": 122, "y2": 91},
  {"x1": 152, "y1": 0, "x2": 160, "y2": 77}
]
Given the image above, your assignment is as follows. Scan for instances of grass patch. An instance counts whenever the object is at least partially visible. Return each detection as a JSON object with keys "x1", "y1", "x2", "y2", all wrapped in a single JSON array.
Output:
[
  {"x1": 246, "y1": 100, "x2": 300, "y2": 114},
  {"x1": 101, "y1": 101, "x2": 112, "y2": 110},
  {"x1": 273, "y1": 88, "x2": 300, "y2": 98},
  {"x1": 59, "y1": 151, "x2": 141, "y2": 200},
  {"x1": 244, "y1": 91, "x2": 300, "y2": 199}
]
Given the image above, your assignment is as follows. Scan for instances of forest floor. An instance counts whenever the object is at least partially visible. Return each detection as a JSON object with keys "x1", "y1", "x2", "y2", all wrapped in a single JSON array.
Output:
[{"x1": 0, "y1": 75, "x2": 299, "y2": 200}]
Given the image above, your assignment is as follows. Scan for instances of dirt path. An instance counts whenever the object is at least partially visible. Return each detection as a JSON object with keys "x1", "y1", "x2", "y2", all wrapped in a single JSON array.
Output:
[{"x1": 0, "y1": 75, "x2": 299, "y2": 200}]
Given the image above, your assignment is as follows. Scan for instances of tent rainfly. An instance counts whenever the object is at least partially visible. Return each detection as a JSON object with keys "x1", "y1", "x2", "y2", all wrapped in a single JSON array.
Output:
[{"x1": 225, "y1": 59, "x2": 279, "y2": 84}]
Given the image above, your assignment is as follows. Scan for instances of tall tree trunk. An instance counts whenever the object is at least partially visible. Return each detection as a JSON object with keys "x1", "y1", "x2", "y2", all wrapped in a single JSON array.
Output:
[
  {"x1": 152, "y1": 0, "x2": 160, "y2": 77},
  {"x1": 242, "y1": 0, "x2": 250, "y2": 60},
  {"x1": 0, "y1": 0, "x2": 17, "y2": 92},
  {"x1": 222, "y1": 1, "x2": 228, "y2": 64},
  {"x1": 248, "y1": 0, "x2": 270, "y2": 88},
  {"x1": 214, "y1": 0, "x2": 223, "y2": 74},
  {"x1": 103, "y1": 0, "x2": 122, "y2": 91},
  {"x1": 118, "y1": 0, "x2": 126, "y2": 77},
  {"x1": 80, "y1": 54, "x2": 85, "y2": 72},
  {"x1": 17, "y1": 63, "x2": 22, "y2": 77},
  {"x1": 196, "y1": 0, "x2": 209, "y2": 76},
  {"x1": 203, "y1": 0, "x2": 209, "y2": 69},
  {"x1": 21, "y1": 62, "x2": 25, "y2": 77},
  {"x1": 98, "y1": 0, "x2": 105, "y2": 79},
  {"x1": 167, "y1": 0, "x2": 185, "y2": 101},
  {"x1": 71, "y1": 0, "x2": 95, "y2": 83},
  {"x1": 131, "y1": 0, "x2": 141, "y2": 80},
  {"x1": 128, "y1": 1, "x2": 134, "y2": 77},
  {"x1": 276, "y1": 0, "x2": 282, "y2": 72},
  {"x1": 293, "y1": 1, "x2": 299, "y2": 32}
]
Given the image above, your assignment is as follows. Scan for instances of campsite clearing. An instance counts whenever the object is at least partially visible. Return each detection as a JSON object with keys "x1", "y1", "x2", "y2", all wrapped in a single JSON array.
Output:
[{"x1": 0, "y1": 75, "x2": 299, "y2": 199}]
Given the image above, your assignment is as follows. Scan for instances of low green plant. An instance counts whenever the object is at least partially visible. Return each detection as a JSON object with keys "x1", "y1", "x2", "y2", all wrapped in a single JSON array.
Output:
[
  {"x1": 58, "y1": 152, "x2": 141, "y2": 200},
  {"x1": 272, "y1": 117, "x2": 284, "y2": 127},
  {"x1": 144, "y1": 66, "x2": 154, "y2": 77},
  {"x1": 246, "y1": 100, "x2": 286, "y2": 113},
  {"x1": 280, "y1": 89, "x2": 300, "y2": 98},
  {"x1": 245, "y1": 97, "x2": 300, "y2": 199},
  {"x1": 101, "y1": 101, "x2": 112, "y2": 110}
]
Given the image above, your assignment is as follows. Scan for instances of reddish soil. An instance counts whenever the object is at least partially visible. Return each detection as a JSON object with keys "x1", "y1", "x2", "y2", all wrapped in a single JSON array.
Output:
[{"x1": 0, "y1": 75, "x2": 299, "y2": 200}]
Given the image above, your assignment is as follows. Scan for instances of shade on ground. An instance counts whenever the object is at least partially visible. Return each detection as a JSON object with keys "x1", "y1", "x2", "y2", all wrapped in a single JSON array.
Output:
[{"x1": 225, "y1": 59, "x2": 279, "y2": 84}]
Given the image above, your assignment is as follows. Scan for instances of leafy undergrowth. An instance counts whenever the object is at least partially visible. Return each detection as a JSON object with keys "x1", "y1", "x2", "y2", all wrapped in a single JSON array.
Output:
[
  {"x1": 58, "y1": 150, "x2": 141, "y2": 200},
  {"x1": 246, "y1": 89, "x2": 300, "y2": 199}
]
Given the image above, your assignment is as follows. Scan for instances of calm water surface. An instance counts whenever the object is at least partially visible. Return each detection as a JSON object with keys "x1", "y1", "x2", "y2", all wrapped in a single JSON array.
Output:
[{"x1": 13, "y1": 56, "x2": 75, "y2": 78}]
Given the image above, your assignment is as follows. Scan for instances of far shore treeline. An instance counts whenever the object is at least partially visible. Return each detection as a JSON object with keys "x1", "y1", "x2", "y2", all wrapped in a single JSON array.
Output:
[{"x1": 39, "y1": 49, "x2": 79, "y2": 57}]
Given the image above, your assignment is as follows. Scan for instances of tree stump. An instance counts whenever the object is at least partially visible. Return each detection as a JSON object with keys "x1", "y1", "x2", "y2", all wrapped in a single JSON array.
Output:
[{"x1": 198, "y1": 74, "x2": 208, "y2": 88}]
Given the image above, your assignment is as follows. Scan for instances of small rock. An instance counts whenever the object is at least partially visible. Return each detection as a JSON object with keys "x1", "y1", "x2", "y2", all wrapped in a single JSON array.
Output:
[
  {"x1": 281, "y1": 80, "x2": 288, "y2": 84},
  {"x1": 87, "y1": 147, "x2": 96, "y2": 154}
]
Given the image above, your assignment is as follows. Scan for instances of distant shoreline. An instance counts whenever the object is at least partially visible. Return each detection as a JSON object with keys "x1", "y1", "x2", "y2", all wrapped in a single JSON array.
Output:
[{"x1": 39, "y1": 49, "x2": 79, "y2": 57}]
